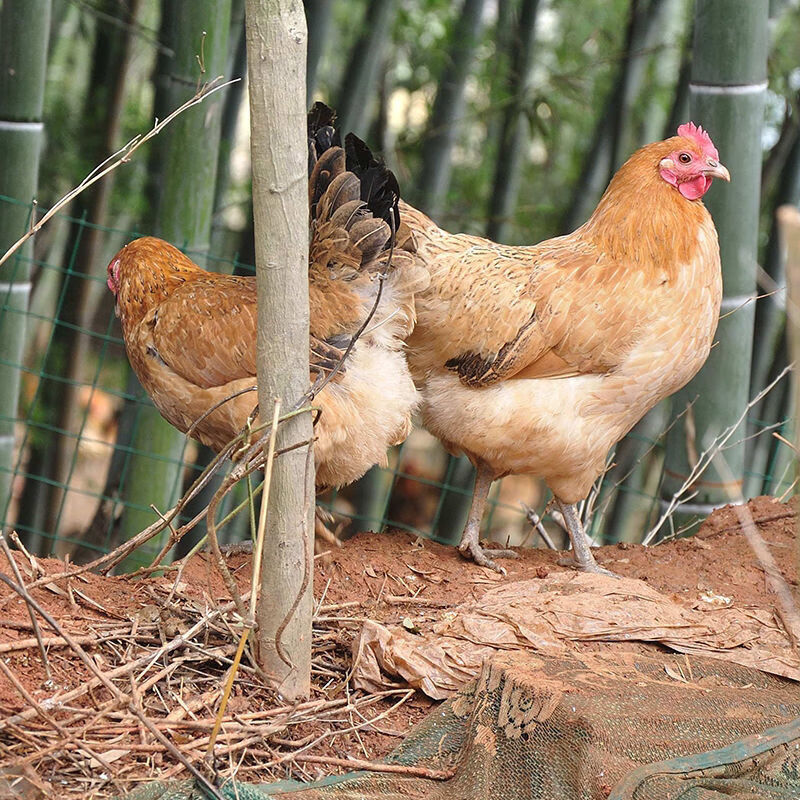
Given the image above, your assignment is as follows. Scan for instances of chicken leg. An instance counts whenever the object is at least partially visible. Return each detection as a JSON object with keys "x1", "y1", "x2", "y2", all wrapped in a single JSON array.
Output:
[
  {"x1": 458, "y1": 460, "x2": 519, "y2": 573},
  {"x1": 555, "y1": 498, "x2": 617, "y2": 577}
]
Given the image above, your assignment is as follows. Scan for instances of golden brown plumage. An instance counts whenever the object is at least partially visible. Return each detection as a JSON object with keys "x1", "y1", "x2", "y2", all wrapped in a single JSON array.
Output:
[
  {"x1": 403, "y1": 122, "x2": 730, "y2": 572},
  {"x1": 108, "y1": 115, "x2": 428, "y2": 492}
]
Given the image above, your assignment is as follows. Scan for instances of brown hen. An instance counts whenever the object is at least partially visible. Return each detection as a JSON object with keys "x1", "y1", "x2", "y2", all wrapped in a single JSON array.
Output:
[
  {"x1": 402, "y1": 123, "x2": 730, "y2": 573},
  {"x1": 107, "y1": 110, "x2": 428, "y2": 500}
]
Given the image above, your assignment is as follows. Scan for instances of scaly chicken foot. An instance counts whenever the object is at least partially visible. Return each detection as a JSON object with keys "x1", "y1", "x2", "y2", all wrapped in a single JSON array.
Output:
[
  {"x1": 554, "y1": 499, "x2": 618, "y2": 577},
  {"x1": 458, "y1": 461, "x2": 519, "y2": 574},
  {"x1": 313, "y1": 508, "x2": 342, "y2": 553}
]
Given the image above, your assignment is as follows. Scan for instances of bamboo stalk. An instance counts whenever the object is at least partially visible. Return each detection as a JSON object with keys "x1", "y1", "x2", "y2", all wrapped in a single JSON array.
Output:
[
  {"x1": 118, "y1": 0, "x2": 233, "y2": 571},
  {"x1": 485, "y1": 0, "x2": 540, "y2": 243},
  {"x1": 428, "y1": 2, "x2": 522, "y2": 545},
  {"x1": 304, "y1": 0, "x2": 334, "y2": 103},
  {"x1": 33, "y1": 0, "x2": 142, "y2": 549},
  {"x1": 560, "y1": 0, "x2": 667, "y2": 232},
  {"x1": 335, "y1": 0, "x2": 398, "y2": 137},
  {"x1": 484, "y1": 0, "x2": 515, "y2": 157},
  {"x1": 608, "y1": 0, "x2": 674, "y2": 173},
  {"x1": 661, "y1": 0, "x2": 768, "y2": 533},
  {"x1": 0, "y1": 0, "x2": 51, "y2": 526},
  {"x1": 415, "y1": 0, "x2": 487, "y2": 219}
]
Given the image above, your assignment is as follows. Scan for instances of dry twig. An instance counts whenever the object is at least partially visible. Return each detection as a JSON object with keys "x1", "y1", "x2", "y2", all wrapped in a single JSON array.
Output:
[
  {"x1": 643, "y1": 365, "x2": 791, "y2": 545},
  {"x1": 0, "y1": 534, "x2": 52, "y2": 683},
  {"x1": 0, "y1": 571, "x2": 226, "y2": 800},
  {"x1": 0, "y1": 77, "x2": 238, "y2": 271}
]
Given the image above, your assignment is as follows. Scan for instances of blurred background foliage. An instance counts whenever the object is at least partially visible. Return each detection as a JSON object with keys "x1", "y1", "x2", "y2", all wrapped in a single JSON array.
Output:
[{"x1": 1, "y1": 0, "x2": 800, "y2": 564}]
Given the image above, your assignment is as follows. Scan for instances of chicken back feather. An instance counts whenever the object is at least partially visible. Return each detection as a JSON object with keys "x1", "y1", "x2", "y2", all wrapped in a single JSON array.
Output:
[{"x1": 403, "y1": 125, "x2": 729, "y2": 572}]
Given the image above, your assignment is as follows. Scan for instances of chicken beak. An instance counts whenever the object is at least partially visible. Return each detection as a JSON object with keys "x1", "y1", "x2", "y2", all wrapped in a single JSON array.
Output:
[{"x1": 704, "y1": 158, "x2": 730, "y2": 182}]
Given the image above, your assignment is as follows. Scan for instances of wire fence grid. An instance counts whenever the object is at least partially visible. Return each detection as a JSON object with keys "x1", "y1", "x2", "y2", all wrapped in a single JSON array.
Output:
[{"x1": 0, "y1": 194, "x2": 795, "y2": 568}]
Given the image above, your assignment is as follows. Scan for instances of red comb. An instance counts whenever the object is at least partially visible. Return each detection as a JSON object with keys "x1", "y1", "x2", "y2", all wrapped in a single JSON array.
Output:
[{"x1": 677, "y1": 122, "x2": 719, "y2": 161}]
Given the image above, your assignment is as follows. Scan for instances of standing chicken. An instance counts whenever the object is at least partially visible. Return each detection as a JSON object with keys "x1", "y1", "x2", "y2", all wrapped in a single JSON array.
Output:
[
  {"x1": 402, "y1": 123, "x2": 729, "y2": 573},
  {"x1": 107, "y1": 107, "x2": 428, "y2": 501}
]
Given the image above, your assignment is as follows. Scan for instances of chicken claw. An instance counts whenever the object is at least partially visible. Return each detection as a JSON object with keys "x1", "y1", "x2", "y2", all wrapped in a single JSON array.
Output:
[
  {"x1": 555, "y1": 499, "x2": 620, "y2": 579},
  {"x1": 459, "y1": 538, "x2": 519, "y2": 574},
  {"x1": 556, "y1": 554, "x2": 619, "y2": 578},
  {"x1": 456, "y1": 461, "x2": 518, "y2": 573}
]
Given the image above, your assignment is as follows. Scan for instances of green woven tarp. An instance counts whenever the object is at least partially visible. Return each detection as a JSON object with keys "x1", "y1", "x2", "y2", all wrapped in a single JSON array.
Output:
[{"x1": 124, "y1": 649, "x2": 800, "y2": 800}]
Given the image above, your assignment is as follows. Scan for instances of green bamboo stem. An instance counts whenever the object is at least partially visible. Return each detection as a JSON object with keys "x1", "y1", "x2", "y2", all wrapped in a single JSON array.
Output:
[
  {"x1": 209, "y1": 1, "x2": 248, "y2": 267},
  {"x1": 0, "y1": 0, "x2": 51, "y2": 526},
  {"x1": 351, "y1": 464, "x2": 396, "y2": 534},
  {"x1": 434, "y1": 455, "x2": 478, "y2": 545},
  {"x1": 598, "y1": 402, "x2": 667, "y2": 543},
  {"x1": 335, "y1": 0, "x2": 397, "y2": 137},
  {"x1": 429, "y1": 1, "x2": 522, "y2": 539},
  {"x1": 304, "y1": 0, "x2": 333, "y2": 102},
  {"x1": 665, "y1": 46, "x2": 691, "y2": 136},
  {"x1": 561, "y1": 0, "x2": 666, "y2": 232},
  {"x1": 485, "y1": 0, "x2": 540, "y2": 243},
  {"x1": 415, "y1": 0, "x2": 487, "y2": 219},
  {"x1": 181, "y1": 6, "x2": 249, "y2": 554},
  {"x1": 37, "y1": 0, "x2": 141, "y2": 547},
  {"x1": 638, "y1": 0, "x2": 687, "y2": 146},
  {"x1": 119, "y1": 0, "x2": 232, "y2": 572},
  {"x1": 609, "y1": 0, "x2": 675, "y2": 173},
  {"x1": 661, "y1": 0, "x2": 767, "y2": 533},
  {"x1": 333, "y1": 0, "x2": 407, "y2": 529},
  {"x1": 484, "y1": 0, "x2": 515, "y2": 159}
]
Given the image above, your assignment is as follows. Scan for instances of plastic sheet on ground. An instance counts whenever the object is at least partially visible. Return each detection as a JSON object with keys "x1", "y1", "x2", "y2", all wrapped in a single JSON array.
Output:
[{"x1": 350, "y1": 573, "x2": 800, "y2": 698}]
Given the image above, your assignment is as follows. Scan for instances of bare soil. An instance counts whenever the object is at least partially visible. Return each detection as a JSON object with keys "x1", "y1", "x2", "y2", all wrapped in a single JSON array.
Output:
[{"x1": 0, "y1": 495, "x2": 796, "y2": 796}]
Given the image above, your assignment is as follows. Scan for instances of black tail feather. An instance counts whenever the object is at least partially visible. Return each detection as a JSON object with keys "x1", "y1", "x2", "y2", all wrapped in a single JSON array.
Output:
[
  {"x1": 307, "y1": 102, "x2": 340, "y2": 175},
  {"x1": 345, "y1": 133, "x2": 400, "y2": 233},
  {"x1": 307, "y1": 102, "x2": 400, "y2": 234}
]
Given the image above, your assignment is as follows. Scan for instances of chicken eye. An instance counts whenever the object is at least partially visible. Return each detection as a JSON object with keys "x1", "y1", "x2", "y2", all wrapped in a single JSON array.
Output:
[{"x1": 679, "y1": 152, "x2": 692, "y2": 164}]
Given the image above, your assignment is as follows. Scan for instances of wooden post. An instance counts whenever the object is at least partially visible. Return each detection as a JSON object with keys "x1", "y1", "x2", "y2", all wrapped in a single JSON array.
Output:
[
  {"x1": 246, "y1": 0, "x2": 313, "y2": 700},
  {"x1": 777, "y1": 205, "x2": 800, "y2": 577}
]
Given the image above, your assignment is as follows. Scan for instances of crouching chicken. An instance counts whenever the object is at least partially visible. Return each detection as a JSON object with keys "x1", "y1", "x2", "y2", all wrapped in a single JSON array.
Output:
[
  {"x1": 107, "y1": 106, "x2": 428, "y2": 514},
  {"x1": 402, "y1": 122, "x2": 730, "y2": 573}
]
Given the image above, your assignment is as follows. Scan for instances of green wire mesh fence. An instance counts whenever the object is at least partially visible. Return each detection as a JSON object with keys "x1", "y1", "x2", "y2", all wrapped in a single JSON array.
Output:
[{"x1": 0, "y1": 194, "x2": 795, "y2": 568}]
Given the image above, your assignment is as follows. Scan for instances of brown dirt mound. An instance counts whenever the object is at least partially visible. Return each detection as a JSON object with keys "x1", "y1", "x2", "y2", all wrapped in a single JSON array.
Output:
[{"x1": 0, "y1": 495, "x2": 796, "y2": 797}]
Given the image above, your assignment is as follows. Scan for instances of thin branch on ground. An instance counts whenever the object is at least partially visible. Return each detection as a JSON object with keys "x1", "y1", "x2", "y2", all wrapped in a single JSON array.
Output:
[
  {"x1": 0, "y1": 571, "x2": 227, "y2": 800},
  {"x1": 0, "y1": 658, "x2": 122, "y2": 791},
  {"x1": 0, "y1": 76, "x2": 239, "y2": 270},
  {"x1": 643, "y1": 365, "x2": 792, "y2": 545},
  {"x1": 520, "y1": 504, "x2": 557, "y2": 550},
  {"x1": 710, "y1": 448, "x2": 800, "y2": 650},
  {"x1": 284, "y1": 753, "x2": 454, "y2": 780},
  {"x1": 0, "y1": 533, "x2": 52, "y2": 684}
]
